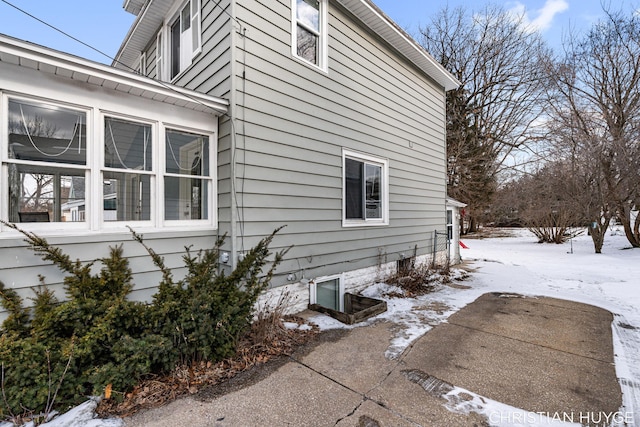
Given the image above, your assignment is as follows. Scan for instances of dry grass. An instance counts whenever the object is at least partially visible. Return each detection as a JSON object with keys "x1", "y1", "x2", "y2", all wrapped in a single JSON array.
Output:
[{"x1": 385, "y1": 263, "x2": 448, "y2": 297}]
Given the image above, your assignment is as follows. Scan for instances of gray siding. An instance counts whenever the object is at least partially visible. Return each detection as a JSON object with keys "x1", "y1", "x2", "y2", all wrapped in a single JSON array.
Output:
[
  {"x1": 229, "y1": 0, "x2": 447, "y2": 284},
  {"x1": 115, "y1": 0, "x2": 447, "y2": 287},
  {"x1": 0, "y1": 231, "x2": 215, "y2": 305}
]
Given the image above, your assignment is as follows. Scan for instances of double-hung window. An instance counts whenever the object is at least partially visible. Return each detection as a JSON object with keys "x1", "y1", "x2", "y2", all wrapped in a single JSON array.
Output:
[
  {"x1": 292, "y1": 0, "x2": 327, "y2": 70},
  {"x1": 103, "y1": 117, "x2": 153, "y2": 222},
  {"x1": 153, "y1": 0, "x2": 201, "y2": 81},
  {"x1": 6, "y1": 98, "x2": 88, "y2": 224},
  {"x1": 164, "y1": 129, "x2": 211, "y2": 221},
  {"x1": 343, "y1": 149, "x2": 389, "y2": 226}
]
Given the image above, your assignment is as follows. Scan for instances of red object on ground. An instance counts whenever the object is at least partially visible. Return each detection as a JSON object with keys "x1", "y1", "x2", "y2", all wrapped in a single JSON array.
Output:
[{"x1": 459, "y1": 241, "x2": 469, "y2": 249}]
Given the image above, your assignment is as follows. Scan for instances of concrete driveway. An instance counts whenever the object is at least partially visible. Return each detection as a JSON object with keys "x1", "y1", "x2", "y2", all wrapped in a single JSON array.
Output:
[{"x1": 124, "y1": 293, "x2": 621, "y2": 426}]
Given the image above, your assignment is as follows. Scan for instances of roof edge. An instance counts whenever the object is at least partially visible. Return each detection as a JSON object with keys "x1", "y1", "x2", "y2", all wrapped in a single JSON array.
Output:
[{"x1": 0, "y1": 34, "x2": 228, "y2": 115}]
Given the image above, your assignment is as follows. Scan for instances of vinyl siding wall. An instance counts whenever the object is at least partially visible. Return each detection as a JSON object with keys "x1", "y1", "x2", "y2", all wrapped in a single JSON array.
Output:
[
  {"x1": 230, "y1": 0, "x2": 447, "y2": 285},
  {"x1": 0, "y1": 60, "x2": 221, "y2": 314}
]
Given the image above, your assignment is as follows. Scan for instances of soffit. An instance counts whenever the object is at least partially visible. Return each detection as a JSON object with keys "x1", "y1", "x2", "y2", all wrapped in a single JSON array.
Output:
[
  {"x1": 336, "y1": 0, "x2": 459, "y2": 91},
  {"x1": 114, "y1": 0, "x2": 174, "y2": 71},
  {"x1": 114, "y1": 0, "x2": 460, "y2": 91}
]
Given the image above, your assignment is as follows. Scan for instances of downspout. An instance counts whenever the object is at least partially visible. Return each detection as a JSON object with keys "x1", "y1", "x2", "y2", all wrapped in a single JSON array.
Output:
[{"x1": 227, "y1": 0, "x2": 247, "y2": 270}]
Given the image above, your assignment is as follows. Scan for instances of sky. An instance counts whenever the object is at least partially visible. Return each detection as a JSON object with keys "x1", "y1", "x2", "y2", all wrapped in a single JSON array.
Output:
[{"x1": 0, "y1": 0, "x2": 632, "y2": 66}]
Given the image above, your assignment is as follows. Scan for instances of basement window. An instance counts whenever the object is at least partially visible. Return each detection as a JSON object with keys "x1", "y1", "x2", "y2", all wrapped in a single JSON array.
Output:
[{"x1": 311, "y1": 276, "x2": 343, "y2": 311}]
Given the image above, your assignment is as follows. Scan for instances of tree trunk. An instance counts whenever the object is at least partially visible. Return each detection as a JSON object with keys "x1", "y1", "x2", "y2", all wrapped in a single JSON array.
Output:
[
  {"x1": 590, "y1": 217, "x2": 612, "y2": 254},
  {"x1": 618, "y1": 203, "x2": 640, "y2": 248}
]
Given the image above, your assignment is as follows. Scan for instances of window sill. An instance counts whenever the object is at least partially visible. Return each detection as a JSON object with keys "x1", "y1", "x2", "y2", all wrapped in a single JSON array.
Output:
[
  {"x1": 292, "y1": 54, "x2": 328, "y2": 74},
  {"x1": 342, "y1": 220, "x2": 389, "y2": 228}
]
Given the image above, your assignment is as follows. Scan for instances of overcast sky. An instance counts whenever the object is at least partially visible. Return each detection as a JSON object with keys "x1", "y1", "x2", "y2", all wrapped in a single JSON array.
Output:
[{"x1": 0, "y1": 0, "x2": 631, "y2": 65}]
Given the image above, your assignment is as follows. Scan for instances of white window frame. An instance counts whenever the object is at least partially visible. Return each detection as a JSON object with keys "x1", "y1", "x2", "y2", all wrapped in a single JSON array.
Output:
[
  {"x1": 291, "y1": 0, "x2": 328, "y2": 72},
  {"x1": 157, "y1": 0, "x2": 202, "y2": 82},
  {"x1": 156, "y1": 32, "x2": 164, "y2": 80},
  {"x1": 100, "y1": 113, "x2": 156, "y2": 228},
  {"x1": 160, "y1": 123, "x2": 215, "y2": 227},
  {"x1": 342, "y1": 149, "x2": 389, "y2": 227},
  {"x1": 309, "y1": 274, "x2": 344, "y2": 311},
  {"x1": 1, "y1": 91, "x2": 217, "y2": 235},
  {"x1": 1, "y1": 94, "x2": 92, "y2": 233},
  {"x1": 135, "y1": 52, "x2": 147, "y2": 76}
]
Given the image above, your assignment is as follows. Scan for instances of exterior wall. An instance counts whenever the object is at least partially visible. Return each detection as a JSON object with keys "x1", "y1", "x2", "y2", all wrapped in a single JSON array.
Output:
[
  {"x1": 96, "y1": 0, "x2": 450, "y2": 312},
  {"x1": 231, "y1": 0, "x2": 447, "y2": 288},
  {"x1": 0, "y1": 56, "x2": 221, "y2": 316}
]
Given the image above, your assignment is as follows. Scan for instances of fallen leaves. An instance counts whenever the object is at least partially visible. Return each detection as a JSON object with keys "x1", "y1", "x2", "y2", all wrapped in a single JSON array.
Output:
[{"x1": 96, "y1": 315, "x2": 318, "y2": 418}]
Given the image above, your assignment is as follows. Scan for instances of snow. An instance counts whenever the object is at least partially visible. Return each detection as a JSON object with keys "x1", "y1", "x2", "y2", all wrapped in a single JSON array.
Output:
[
  {"x1": 0, "y1": 400, "x2": 123, "y2": 427},
  {"x1": 307, "y1": 228, "x2": 640, "y2": 426},
  {"x1": 9, "y1": 228, "x2": 639, "y2": 427}
]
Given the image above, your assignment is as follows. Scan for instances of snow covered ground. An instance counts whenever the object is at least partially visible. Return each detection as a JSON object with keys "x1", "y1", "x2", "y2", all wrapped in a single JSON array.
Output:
[
  {"x1": 311, "y1": 228, "x2": 640, "y2": 426},
  {"x1": 8, "y1": 228, "x2": 639, "y2": 426}
]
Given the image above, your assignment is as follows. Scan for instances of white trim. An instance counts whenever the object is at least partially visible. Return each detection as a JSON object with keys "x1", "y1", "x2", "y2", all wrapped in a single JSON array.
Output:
[
  {"x1": 135, "y1": 51, "x2": 147, "y2": 76},
  {"x1": 309, "y1": 274, "x2": 344, "y2": 311},
  {"x1": 0, "y1": 74, "x2": 218, "y2": 237},
  {"x1": 335, "y1": 0, "x2": 460, "y2": 91},
  {"x1": 191, "y1": 0, "x2": 202, "y2": 57},
  {"x1": 165, "y1": 0, "x2": 201, "y2": 82},
  {"x1": 0, "y1": 34, "x2": 227, "y2": 114},
  {"x1": 156, "y1": 30, "x2": 164, "y2": 80},
  {"x1": 291, "y1": 0, "x2": 329, "y2": 72},
  {"x1": 160, "y1": 124, "x2": 216, "y2": 227},
  {"x1": 342, "y1": 148, "x2": 389, "y2": 227}
]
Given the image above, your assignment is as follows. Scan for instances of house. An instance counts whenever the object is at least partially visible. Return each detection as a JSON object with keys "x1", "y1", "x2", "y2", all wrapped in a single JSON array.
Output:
[
  {"x1": 0, "y1": 0, "x2": 458, "y2": 316},
  {"x1": 0, "y1": 34, "x2": 227, "y2": 308},
  {"x1": 446, "y1": 197, "x2": 467, "y2": 265}
]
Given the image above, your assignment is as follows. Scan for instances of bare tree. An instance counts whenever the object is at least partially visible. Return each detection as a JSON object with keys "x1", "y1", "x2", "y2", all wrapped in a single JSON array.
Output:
[
  {"x1": 548, "y1": 7, "x2": 640, "y2": 250},
  {"x1": 418, "y1": 5, "x2": 551, "y2": 232},
  {"x1": 8, "y1": 116, "x2": 58, "y2": 216}
]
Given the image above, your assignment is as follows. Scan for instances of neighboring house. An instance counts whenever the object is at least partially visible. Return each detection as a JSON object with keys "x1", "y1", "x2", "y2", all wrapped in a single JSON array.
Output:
[
  {"x1": 446, "y1": 197, "x2": 467, "y2": 265},
  {"x1": 0, "y1": 0, "x2": 458, "y2": 316}
]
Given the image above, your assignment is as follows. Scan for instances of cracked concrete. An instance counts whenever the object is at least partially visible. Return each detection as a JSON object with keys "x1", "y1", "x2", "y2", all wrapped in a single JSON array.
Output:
[{"x1": 124, "y1": 293, "x2": 621, "y2": 426}]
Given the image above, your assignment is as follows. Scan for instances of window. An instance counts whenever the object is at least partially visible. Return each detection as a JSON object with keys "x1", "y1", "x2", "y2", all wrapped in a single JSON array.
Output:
[
  {"x1": 135, "y1": 52, "x2": 147, "y2": 76},
  {"x1": 156, "y1": 32, "x2": 163, "y2": 80},
  {"x1": 6, "y1": 99, "x2": 87, "y2": 223},
  {"x1": 292, "y1": 0, "x2": 327, "y2": 70},
  {"x1": 343, "y1": 150, "x2": 389, "y2": 226},
  {"x1": 311, "y1": 276, "x2": 343, "y2": 311},
  {"x1": 164, "y1": 129, "x2": 211, "y2": 221},
  {"x1": 2, "y1": 94, "x2": 216, "y2": 231},
  {"x1": 103, "y1": 117, "x2": 153, "y2": 222},
  {"x1": 166, "y1": 0, "x2": 201, "y2": 80}
]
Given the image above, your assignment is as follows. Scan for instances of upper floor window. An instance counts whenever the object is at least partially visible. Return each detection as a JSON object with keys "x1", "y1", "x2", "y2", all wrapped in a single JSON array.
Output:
[
  {"x1": 135, "y1": 52, "x2": 147, "y2": 76},
  {"x1": 157, "y1": 0, "x2": 201, "y2": 81},
  {"x1": 292, "y1": 0, "x2": 327, "y2": 70},
  {"x1": 342, "y1": 149, "x2": 389, "y2": 227}
]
